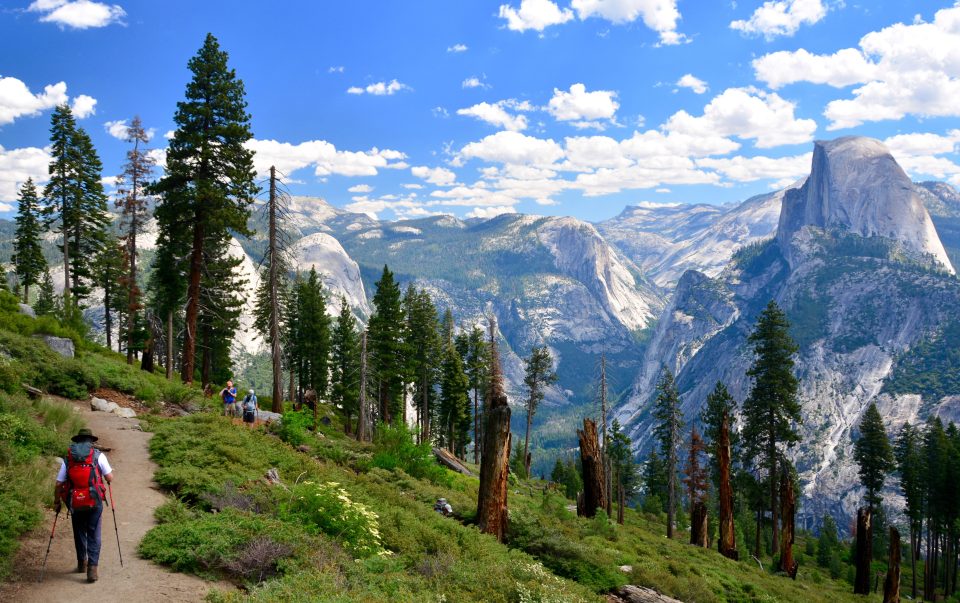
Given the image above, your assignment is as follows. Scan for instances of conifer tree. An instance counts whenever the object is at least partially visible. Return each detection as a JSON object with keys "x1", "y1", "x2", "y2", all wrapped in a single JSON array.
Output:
[
  {"x1": 288, "y1": 268, "x2": 331, "y2": 407},
  {"x1": 521, "y1": 345, "x2": 557, "y2": 477},
  {"x1": 895, "y1": 422, "x2": 924, "y2": 599},
  {"x1": 653, "y1": 368, "x2": 683, "y2": 537},
  {"x1": 197, "y1": 237, "x2": 245, "y2": 386},
  {"x1": 403, "y1": 286, "x2": 441, "y2": 441},
  {"x1": 95, "y1": 236, "x2": 127, "y2": 351},
  {"x1": 608, "y1": 419, "x2": 637, "y2": 524},
  {"x1": 456, "y1": 326, "x2": 489, "y2": 463},
  {"x1": 684, "y1": 427, "x2": 710, "y2": 515},
  {"x1": 34, "y1": 270, "x2": 57, "y2": 316},
  {"x1": 330, "y1": 296, "x2": 361, "y2": 433},
  {"x1": 740, "y1": 300, "x2": 800, "y2": 553},
  {"x1": 701, "y1": 381, "x2": 738, "y2": 489},
  {"x1": 642, "y1": 449, "x2": 668, "y2": 513},
  {"x1": 67, "y1": 127, "x2": 111, "y2": 300},
  {"x1": 42, "y1": 104, "x2": 79, "y2": 304},
  {"x1": 150, "y1": 33, "x2": 257, "y2": 384},
  {"x1": 115, "y1": 116, "x2": 155, "y2": 364},
  {"x1": 439, "y1": 341, "x2": 471, "y2": 457},
  {"x1": 853, "y1": 402, "x2": 894, "y2": 512},
  {"x1": 13, "y1": 178, "x2": 47, "y2": 303},
  {"x1": 368, "y1": 265, "x2": 406, "y2": 424}
]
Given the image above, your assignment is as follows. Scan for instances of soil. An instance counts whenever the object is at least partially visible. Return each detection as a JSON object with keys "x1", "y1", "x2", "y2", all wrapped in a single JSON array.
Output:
[{"x1": 0, "y1": 395, "x2": 226, "y2": 602}]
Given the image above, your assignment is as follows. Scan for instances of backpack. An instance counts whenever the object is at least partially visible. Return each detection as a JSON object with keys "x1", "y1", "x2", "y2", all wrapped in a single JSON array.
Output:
[
  {"x1": 242, "y1": 394, "x2": 257, "y2": 412},
  {"x1": 65, "y1": 442, "x2": 106, "y2": 509}
]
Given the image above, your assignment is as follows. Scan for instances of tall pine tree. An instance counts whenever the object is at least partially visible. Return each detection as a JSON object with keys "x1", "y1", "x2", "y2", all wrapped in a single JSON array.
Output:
[
  {"x1": 368, "y1": 265, "x2": 406, "y2": 424},
  {"x1": 521, "y1": 345, "x2": 557, "y2": 477},
  {"x1": 95, "y1": 236, "x2": 127, "y2": 351},
  {"x1": 330, "y1": 296, "x2": 361, "y2": 434},
  {"x1": 403, "y1": 286, "x2": 441, "y2": 442},
  {"x1": 653, "y1": 367, "x2": 683, "y2": 538},
  {"x1": 456, "y1": 326, "x2": 489, "y2": 463},
  {"x1": 150, "y1": 33, "x2": 257, "y2": 383},
  {"x1": 895, "y1": 422, "x2": 924, "y2": 599},
  {"x1": 853, "y1": 402, "x2": 894, "y2": 512},
  {"x1": 438, "y1": 341, "x2": 471, "y2": 457},
  {"x1": 13, "y1": 179, "x2": 47, "y2": 303}
]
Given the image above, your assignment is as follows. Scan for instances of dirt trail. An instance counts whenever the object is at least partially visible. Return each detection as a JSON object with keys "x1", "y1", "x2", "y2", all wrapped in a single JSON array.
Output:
[{"x1": 1, "y1": 397, "x2": 221, "y2": 602}]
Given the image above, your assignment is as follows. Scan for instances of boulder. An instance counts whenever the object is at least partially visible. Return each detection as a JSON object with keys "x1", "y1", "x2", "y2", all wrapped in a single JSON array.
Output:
[
  {"x1": 113, "y1": 407, "x2": 137, "y2": 419},
  {"x1": 257, "y1": 410, "x2": 283, "y2": 424},
  {"x1": 18, "y1": 303, "x2": 35, "y2": 318},
  {"x1": 610, "y1": 586, "x2": 684, "y2": 603},
  {"x1": 40, "y1": 335, "x2": 74, "y2": 358},
  {"x1": 90, "y1": 397, "x2": 119, "y2": 413}
]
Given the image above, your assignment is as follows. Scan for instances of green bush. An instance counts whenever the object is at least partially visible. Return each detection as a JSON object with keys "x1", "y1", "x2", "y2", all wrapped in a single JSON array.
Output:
[
  {"x1": 283, "y1": 480, "x2": 385, "y2": 558},
  {"x1": 277, "y1": 410, "x2": 312, "y2": 446},
  {"x1": 370, "y1": 421, "x2": 452, "y2": 486}
]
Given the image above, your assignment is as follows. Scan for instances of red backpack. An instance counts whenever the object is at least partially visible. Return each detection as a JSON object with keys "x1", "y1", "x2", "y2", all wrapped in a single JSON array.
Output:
[{"x1": 65, "y1": 444, "x2": 106, "y2": 509}]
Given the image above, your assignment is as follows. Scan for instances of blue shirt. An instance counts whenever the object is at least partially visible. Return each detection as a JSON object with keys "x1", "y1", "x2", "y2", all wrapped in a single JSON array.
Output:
[{"x1": 222, "y1": 386, "x2": 237, "y2": 404}]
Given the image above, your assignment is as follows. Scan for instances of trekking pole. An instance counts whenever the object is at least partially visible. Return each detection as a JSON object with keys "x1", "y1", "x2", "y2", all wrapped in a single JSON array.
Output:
[
  {"x1": 38, "y1": 508, "x2": 60, "y2": 583},
  {"x1": 107, "y1": 483, "x2": 123, "y2": 567}
]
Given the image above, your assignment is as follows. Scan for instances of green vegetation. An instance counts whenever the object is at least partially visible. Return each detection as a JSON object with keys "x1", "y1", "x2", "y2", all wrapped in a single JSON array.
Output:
[{"x1": 884, "y1": 318, "x2": 960, "y2": 404}]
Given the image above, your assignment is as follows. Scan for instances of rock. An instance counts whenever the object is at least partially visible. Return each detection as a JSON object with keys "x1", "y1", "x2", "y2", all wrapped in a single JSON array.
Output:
[
  {"x1": 611, "y1": 585, "x2": 684, "y2": 603},
  {"x1": 619, "y1": 565, "x2": 633, "y2": 574},
  {"x1": 264, "y1": 468, "x2": 282, "y2": 485},
  {"x1": 18, "y1": 303, "x2": 35, "y2": 318},
  {"x1": 113, "y1": 407, "x2": 137, "y2": 419},
  {"x1": 90, "y1": 397, "x2": 119, "y2": 413},
  {"x1": 257, "y1": 409, "x2": 283, "y2": 424},
  {"x1": 40, "y1": 335, "x2": 75, "y2": 358}
]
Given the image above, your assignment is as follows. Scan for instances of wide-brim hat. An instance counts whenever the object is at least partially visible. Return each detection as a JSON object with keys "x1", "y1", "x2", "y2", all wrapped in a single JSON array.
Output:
[{"x1": 71, "y1": 428, "x2": 98, "y2": 443}]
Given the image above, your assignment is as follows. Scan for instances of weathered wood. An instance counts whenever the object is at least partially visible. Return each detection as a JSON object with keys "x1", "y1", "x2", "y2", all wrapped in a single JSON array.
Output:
[
  {"x1": 577, "y1": 418, "x2": 607, "y2": 518},
  {"x1": 433, "y1": 447, "x2": 474, "y2": 476},
  {"x1": 477, "y1": 316, "x2": 511, "y2": 543},
  {"x1": 779, "y1": 466, "x2": 798, "y2": 578},
  {"x1": 690, "y1": 501, "x2": 708, "y2": 547},
  {"x1": 21, "y1": 383, "x2": 43, "y2": 399},
  {"x1": 854, "y1": 507, "x2": 873, "y2": 595},
  {"x1": 609, "y1": 585, "x2": 684, "y2": 603},
  {"x1": 883, "y1": 526, "x2": 901, "y2": 603},
  {"x1": 717, "y1": 413, "x2": 738, "y2": 560}
]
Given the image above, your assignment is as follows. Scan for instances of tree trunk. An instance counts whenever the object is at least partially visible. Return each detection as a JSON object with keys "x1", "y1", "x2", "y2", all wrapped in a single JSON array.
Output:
[
  {"x1": 884, "y1": 526, "x2": 901, "y2": 603},
  {"x1": 910, "y1": 523, "x2": 917, "y2": 600},
  {"x1": 140, "y1": 324, "x2": 154, "y2": 373},
  {"x1": 718, "y1": 413, "x2": 738, "y2": 560},
  {"x1": 523, "y1": 406, "x2": 533, "y2": 478},
  {"x1": 357, "y1": 332, "x2": 369, "y2": 442},
  {"x1": 181, "y1": 215, "x2": 204, "y2": 383},
  {"x1": 200, "y1": 330, "x2": 212, "y2": 388},
  {"x1": 473, "y1": 387, "x2": 480, "y2": 464},
  {"x1": 126, "y1": 214, "x2": 138, "y2": 365},
  {"x1": 779, "y1": 467, "x2": 797, "y2": 578},
  {"x1": 754, "y1": 508, "x2": 762, "y2": 559},
  {"x1": 268, "y1": 167, "x2": 284, "y2": 413},
  {"x1": 477, "y1": 403, "x2": 511, "y2": 542},
  {"x1": 855, "y1": 507, "x2": 873, "y2": 595},
  {"x1": 617, "y1": 478, "x2": 625, "y2": 525},
  {"x1": 165, "y1": 310, "x2": 174, "y2": 380},
  {"x1": 577, "y1": 418, "x2": 607, "y2": 518},
  {"x1": 690, "y1": 501, "x2": 708, "y2": 547},
  {"x1": 768, "y1": 424, "x2": 779, "y2": 554}
]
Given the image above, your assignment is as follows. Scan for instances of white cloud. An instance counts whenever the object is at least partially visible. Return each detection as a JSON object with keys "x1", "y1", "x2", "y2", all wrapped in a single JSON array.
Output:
[
  {"x1": 459, "y1": 131, "x2": 565, "y2": 166},
  {"x1": 163, "y1": 129, "x2": 175, "y2": 139},
  {"x1": 247, "y1": 139, "x2": 407, "y2": 178},
  {"x1": 447, "y1": 43, "x2": 468, "y2": 53},
  {"x1": 147, "y1": 148, "x2": 166, "y2": 170},
  {"x1": 467, "y1": 205, "x2": 517, "y2": 219},
  {"x1": 882, "y1": 130, "x2": 960, "y2": 180},
  {"x1": 402, "y1": 183, "x2": 424, "y2": 189},
  {"x1": 664, "y1": 87, "x2": 816, "y2": 148},
  {"x1": 572, "y1": 0, "x2": 684, "y2": 45},
  {"x1": 730, "y1": 0, "x2": 826, "y2": 39},
  {"x1": 328, "y1": 66, "x2": 344, "y2": 73},
  {"x1": 0, "y1": 77, "x2": 68, "y2": 126},
  {"x1": 498, "y1": 0, "x2": 574, "y2": 32},
  {"x1": 676, "y1": 74, "x2": 708, "y2": 94},
  {"x1": 753, "y1": 48, "x2": 878, "y2": 89},
  {"x1": 104, "y1": 119, "x2": 128, "y2": 139},
  {"x1": 29, "y1": 0, "x2": 126, "y2": 29},
  {"x1": 70, "y1": 94, "x2": 96, "y2": 118},
  {"x1": 696, "y1": 153, "x2": 812, "y2": 183},
  {"x1": 457, "y1": 101, "x2": 529, "y2": 131},
  {"x1": 346, "y1": 79, "x2": 409, "y2": 96},
  {"x1": 411, "y1": 165, "x2": 457, "y2": 186},
  {"x1": 462, "y1": 76, "x2": 490, "y2": 90},
  {"x1": 347, "y1": 184, "x2": 374, "y2": 193},
  {"x1": 0, "y1": 145, "x2": 51, "y2": 202},
  {"x1": 547, "y1": 83, "x2": 619, "y2": 126}
]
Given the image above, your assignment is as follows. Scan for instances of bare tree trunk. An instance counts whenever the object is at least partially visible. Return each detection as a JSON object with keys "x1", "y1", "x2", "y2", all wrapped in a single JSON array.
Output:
[
  {"x1": 718, "y1": 413, "x2": 738, "y2": 560},
  {"x1": 855, "y1": 507, "x2": 873, "y2": 595},
  {"x1": 910, "y1": 523, "x2": 917, "y2": 600},
  {"x1": 165, "y1": 310, "x2": 174, "y2": 380},
  {"x1": 477, "y1": 317, "x2": 510, "y2": 542},
  {"x1": 358, "y1": 332, "x2": 369, "y2": 442},
  {"x1": 617, "y1": 478, "x2": 625, "y2": 525},
  {"x1": 523, "y1": 405, "x2": 533, "y2": 478},
  {"x1": 884, "y1": 526, "x2": 901, "y2": 603},
  {"x1": 577, "y1": 418, "x2": 607, "y2": 518},
  {"x1": 690, "y1": 502, "x2": 708, "y2": 547},
  {"x1": 779, "y1": 467, "x2": 797, "y2": 578},
  {"x1": 473, "y1": 386, "x2": 480, "y2": 464},
  {"x1": 268, "y1": 167, "x2": 284, "y2": 413}
]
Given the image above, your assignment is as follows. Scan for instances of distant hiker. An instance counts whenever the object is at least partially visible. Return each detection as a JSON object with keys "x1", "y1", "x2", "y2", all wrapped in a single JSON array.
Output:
[
  {"x1": 241, "y1": 389, "x2": 259, "y2": 427},
  {"x1": 219, "y1": 380, "x2": 238, "y2": 417},
  {"x1": 433, "y1": 498, "x2": 453, "y2": 517},
  {"x1": 54, "y1": 428, "x2": 114, "y2": 583}
]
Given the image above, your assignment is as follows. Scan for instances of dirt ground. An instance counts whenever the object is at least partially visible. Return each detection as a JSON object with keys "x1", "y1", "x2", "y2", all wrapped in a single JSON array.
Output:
[{"x1": 0, "y1": 397, "x2": 226, "y2": 603}]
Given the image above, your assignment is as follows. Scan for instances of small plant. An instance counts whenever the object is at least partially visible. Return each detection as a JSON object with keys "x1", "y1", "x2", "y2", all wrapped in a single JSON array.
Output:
[
  {"x1": 284, "y1": 480, "x2": 385, "y2": 558},
  {"x1": 371, "y1": 421, "x2": 452, "y2": 486}
]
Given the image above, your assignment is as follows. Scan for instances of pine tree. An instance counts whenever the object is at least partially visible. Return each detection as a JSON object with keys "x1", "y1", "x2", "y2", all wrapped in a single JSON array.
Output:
[
  {"x1": 653, "y1": 367, "x2": 683, "y2": 538},
  {"x1": 456, "y1": 326, "x2": 489, "y2": 463},
  {"x1": 95, "y1": 236, "x2": 127, "y2": 351},
  {"x1": 12, "y1": 178, "x2": 47, "y2": 303},
  {"x1": 642, "y1": 449, "x2": 668, "y2": 514},
  {"x1": 684, "y1": 427, "x2": 710, "y2": 512},
  {"x1": 895, "y1": 422, "x2": 924, "y2": 599},
  {"x1": 368, "y1": 265, "x2": 406, "y2": 424},
  {"x1": 701, "y1": 381, "x2": 738, "y2": 489},
  {"x1": 403, "y1": 286, "x2": 441, "y2": 442},
  {"x1": 288, "y1": 268, "x2": 331, "y2": 409},
  {"x1": 609, "y1": 419, "x2": 637, "y2": 524},
  {"x1": 42, "y1": 104, "x2": 79, "y2": 305},
  {"x1": 439, "y1": 341, "x2": 471, "y2": 457},
  {"x1": 115, "y1": 116, "x2": 155, "y2": 364},
  {"x1": 521, "y1": 345, "x2": 557, "y2": 477},
  {"x1": 330, "y1": 296, "x2": 361, "y2": 433},
  {"x1": 67, "y1": 126, "x2": 111, "y2": 300},
  {"x1": 150, "y1": 33, "x2": 257, "y2": 384},
  {"x1": 34, "y1": 270, "x2": 57, "y2": 316},
  {"x1": 853, "y1": 402, "x2": 894, "y2": 512},
  {"x1": 740, "y1": 300, "x2": 800, "y2": 553},
  {"x1": 197, "y1": 236, "x2": 245, "y2": 386}
]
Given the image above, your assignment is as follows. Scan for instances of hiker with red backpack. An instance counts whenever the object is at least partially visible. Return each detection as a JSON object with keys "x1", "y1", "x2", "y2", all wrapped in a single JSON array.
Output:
[{"x1": 54, "y1": 428, "x2": 114, "y2": 583}]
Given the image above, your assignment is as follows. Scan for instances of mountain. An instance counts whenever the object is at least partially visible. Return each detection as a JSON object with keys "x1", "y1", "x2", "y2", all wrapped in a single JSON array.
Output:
[{"x1": 614, "y1": 136, "x2": 960, "y2": 527}]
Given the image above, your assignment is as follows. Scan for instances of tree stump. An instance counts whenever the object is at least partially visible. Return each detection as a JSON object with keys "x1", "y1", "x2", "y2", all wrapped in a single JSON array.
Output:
[
  {"x1": 779, "y1": 466, "x2": 798, "y2": 578},
  {"x1": 854, "y1": 507, "x2": 873, "y2": 595},
  {"x1": 690, "y1": 501, "x2": 708, "y2": 547},
  {"x1": 577, "y1": 418, "x2": 607, "y2": 518},
  {"x1": 476, "y1": 316, "x2": 511, "y2": 543},
  {"x1": 883, "y1": 526, "x2": 901, "y2": 603},
  {"x1": 717, "y1": 413, "x2": 738, "y2": 560}
]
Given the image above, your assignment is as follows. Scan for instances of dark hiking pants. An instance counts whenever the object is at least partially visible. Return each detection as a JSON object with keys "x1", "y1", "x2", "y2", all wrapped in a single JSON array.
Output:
[{"x1": 71, "y1": 504, "x2": 103, "y2": 566}]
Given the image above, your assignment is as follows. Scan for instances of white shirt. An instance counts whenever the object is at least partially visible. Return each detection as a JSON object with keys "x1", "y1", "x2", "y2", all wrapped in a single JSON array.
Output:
[{"x1": 56, "y1": 451, "x2": 113, "y2": 483}]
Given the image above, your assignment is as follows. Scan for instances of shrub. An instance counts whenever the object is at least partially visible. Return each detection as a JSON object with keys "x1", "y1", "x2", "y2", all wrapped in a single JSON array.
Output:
[
  {"x1": 276, "y1": 410, "x2": 312, "y2": 446},
  {"x1": 371, "y1": 421, "x2": 452, "y2": 486},
  {"x1": 283, "y1": 480, "x2": 385, "y2": 558}
]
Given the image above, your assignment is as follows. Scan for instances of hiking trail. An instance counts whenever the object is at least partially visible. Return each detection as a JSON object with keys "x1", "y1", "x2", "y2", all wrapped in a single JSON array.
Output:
[{"x1": 0, "y1": 395, "x2": 222, "y2": 602}]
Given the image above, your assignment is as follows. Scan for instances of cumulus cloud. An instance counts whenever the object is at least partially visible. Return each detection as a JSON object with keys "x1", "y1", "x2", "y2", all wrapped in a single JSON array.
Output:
[
  {"x1": 457, "y1": 101, "x2": 529, "y2": 131},
  {"x1": 572, "y1": 0, "x2": 685, "y2": 45},
  {"x1": 547, "y1": 83, "x2": 619, "y2": 127},
  {"x1": 730, "y1": 0, "x2": 826, "y2": 39},
  {"x1": 447, "y1": 43, "x2": 468, "y2": 53},
  {"x1": 346, "y1": 80, "x2": 409, "y2": 95},
  {"x1": 664, "y1": 87, "x2": 816, "y2": 148},
  {"x1": 0, "y1": 145, "x2": 51, "y2": 202},
  {"x1": 104, "y1": 118, "x2": 156, "y2": 141},
  {"x1": 753, "y1": 48, "x2": 878, "y2": 89},
  {"x1": 696, "y1": 153, "x2": 812, "y2": 185},
  {"x1": 347, "y1": 184, "x2": 374, "y2": 193},
  {"x1": 29, "y1": 0, "x2": 126, "y2": 29},
  {"x1": 459, "y1": 131, "x2": 565, "y2": 166},
  {"x1": 498, "y1": 0, "x2": 574, "y2": 32},
  {"x1": 412, "y1": 165, "x2": 457, "y2": 186},
  {"x1": 70, "y1": 94, "x2": 96, "y2": 118},
  {"x1": 676, "y1": 74, "x2": 708, "y2": 94},
  {"x1": 883, "y1": 130, "x2": 960, "y2": 180},
  {"x1": 0, "y1": 77, "x2": 68, "y2": 126},
  {"x1": 462, "y1": 76, "x2": 490, "y2": 90},
  {"x1": 328, "y1": 66, "x2": 344, "y2": 73},
  {"x1": 466, "y1": 205, "x2": 517, "y2": 219},
  {"x1": 247, "y1": 139, "x2": 407, "y2": 178}
]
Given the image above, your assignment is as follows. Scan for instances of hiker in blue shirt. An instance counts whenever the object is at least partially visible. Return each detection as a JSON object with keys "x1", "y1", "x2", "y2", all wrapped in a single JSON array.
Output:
[{"x1": 219, "y1": 380, "x2": 238, "y2": 418}]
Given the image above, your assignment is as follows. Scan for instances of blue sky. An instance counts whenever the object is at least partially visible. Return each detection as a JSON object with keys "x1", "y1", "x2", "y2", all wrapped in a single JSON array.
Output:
[{"x1": 2, "y1": 0, "x2": 960, "y2": 222}]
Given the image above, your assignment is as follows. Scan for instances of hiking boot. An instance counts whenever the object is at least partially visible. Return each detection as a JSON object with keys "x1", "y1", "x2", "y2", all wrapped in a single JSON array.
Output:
[
  {"x1": 87, "y1": 564, "x2": 98, "y2": 583},
  {"x1": 75, "y1": 560, "x2": 86, "y2": 573}
]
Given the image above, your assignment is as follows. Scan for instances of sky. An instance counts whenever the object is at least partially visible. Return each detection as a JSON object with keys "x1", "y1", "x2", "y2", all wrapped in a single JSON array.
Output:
[{"x1": 2, "y1": 0, "x2": 960, "y2": 223}]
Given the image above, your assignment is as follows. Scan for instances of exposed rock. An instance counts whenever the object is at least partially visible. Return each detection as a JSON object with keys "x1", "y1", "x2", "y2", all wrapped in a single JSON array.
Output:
[
  {"x1": 257, "y1": 409, "x2": 282, "y2": 424},
  {"x1": 18, "y1": 303, "x2": 35, "y2": 318},
  {"x1": 618, "y1": 565, "x2": 633, "y2": 574},
  {"x1": 264, "y1": 468, "x2": 282, "y2": 485},
  {"x1": 40, "y1": 335, "x2": 74, "y2": 358},
  {"x1": 609, "y1": 585, "x2": 684, "y2": 603},
  {"x1": 113, "y1": 407, "x2": 137, "y2": 419},
  {"x1": 90, "y1": 397, "x2": 119, "y2": 413}
]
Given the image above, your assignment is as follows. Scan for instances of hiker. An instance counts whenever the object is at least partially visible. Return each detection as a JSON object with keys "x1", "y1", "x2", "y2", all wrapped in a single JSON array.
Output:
[
  {"x1": 219, "y1": 380, "x2": 238, "y2": 417},
  {"x1": 54, "y1": 428, "x2": 114, "y2": 583},
  {"x1": 241, "y1": 389, "x2": 259, "y2": 427},
  {"x1": 433, "y1": 498, "x2": 453, "y2": 517}
]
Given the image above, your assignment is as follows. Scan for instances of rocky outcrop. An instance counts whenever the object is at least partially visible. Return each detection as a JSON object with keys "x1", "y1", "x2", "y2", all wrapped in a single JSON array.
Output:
[
  {"x1": 18, "y1": 303, "x2": 35, "y2": 318},
  {"x1": 41, "y1": 336, "x2": 74, "y2": 358}
]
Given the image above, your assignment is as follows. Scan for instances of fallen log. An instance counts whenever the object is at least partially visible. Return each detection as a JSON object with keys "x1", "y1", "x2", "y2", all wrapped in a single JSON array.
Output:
[
  {"x1": 433, "y1": 447, "x2": 474, "y2": 476},
  {"x1": 609, "y1": 585, "x2": 684, "y2": 603},
  {"x1": 21, "y1": 383, "x2": 43, "y2": 399}
]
